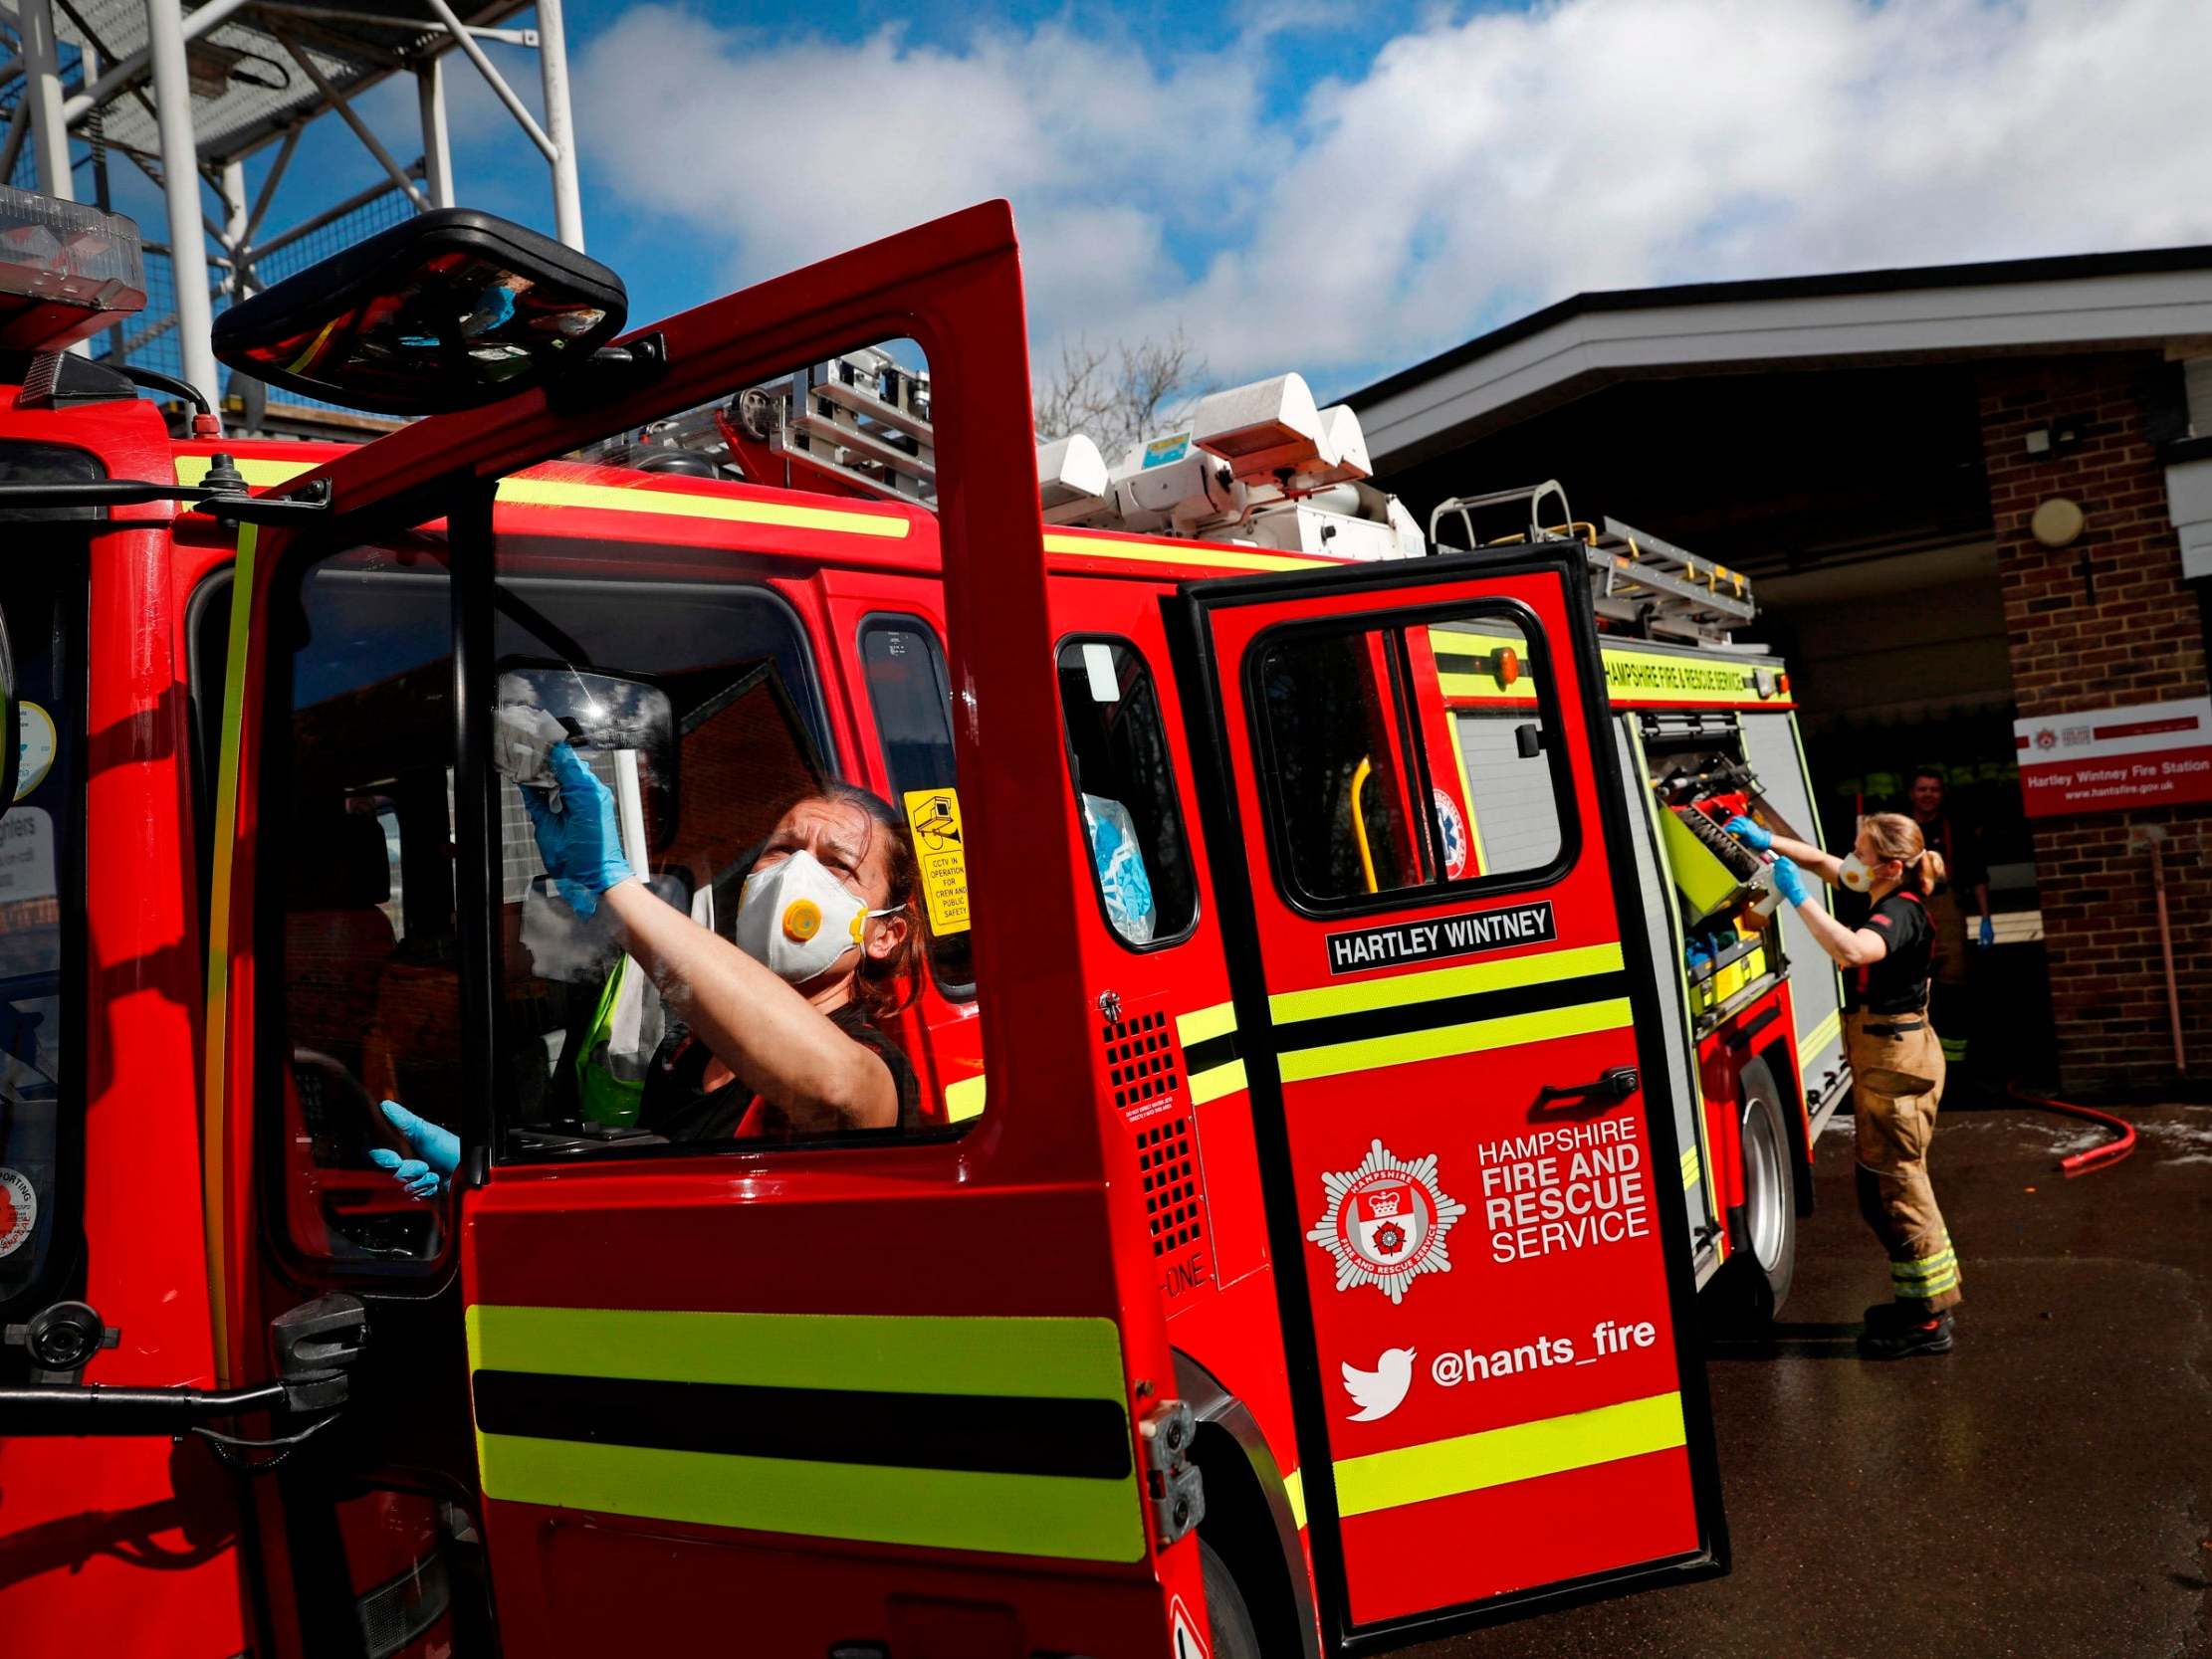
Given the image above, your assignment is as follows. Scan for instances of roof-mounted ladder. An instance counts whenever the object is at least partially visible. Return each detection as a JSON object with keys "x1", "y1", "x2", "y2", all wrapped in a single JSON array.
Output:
[{"x1": 1430, "y1": 482, "x2": 1756, "y2": 644}]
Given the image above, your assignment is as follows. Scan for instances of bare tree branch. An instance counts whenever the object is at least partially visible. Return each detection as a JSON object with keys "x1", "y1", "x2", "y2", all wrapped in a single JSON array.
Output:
[{"x1": 1034, "y1": 328, "x2": 1210, "y2": 462}]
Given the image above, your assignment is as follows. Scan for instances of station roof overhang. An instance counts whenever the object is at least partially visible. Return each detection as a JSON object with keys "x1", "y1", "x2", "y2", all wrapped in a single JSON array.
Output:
[{"x1": 1347, "y1": 245, "x2": 2212, "y2": 475}]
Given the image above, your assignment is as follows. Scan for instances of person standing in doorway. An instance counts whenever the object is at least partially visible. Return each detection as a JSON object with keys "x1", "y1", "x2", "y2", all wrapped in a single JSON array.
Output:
[
  {"x1": 1906, "y1": 766, "x2": 1992, "y2": 1068},
  {"x1": 1725, "y1": 811, "x2": 1960, "y2": 1358}
]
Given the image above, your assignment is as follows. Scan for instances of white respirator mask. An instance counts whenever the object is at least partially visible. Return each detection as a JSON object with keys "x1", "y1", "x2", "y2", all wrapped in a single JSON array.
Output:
[
  {"x1": 1838, "y1": 852, "x2": 1895, "y2": 893},
  {"x1": 734, "y1": 849, "x2": 895, "y2": 984}
]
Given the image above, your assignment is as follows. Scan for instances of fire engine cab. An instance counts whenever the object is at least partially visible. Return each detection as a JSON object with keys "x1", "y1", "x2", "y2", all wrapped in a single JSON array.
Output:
[{"x1": 0, "y1": 182, "x2": 1840, "y2": 1658}]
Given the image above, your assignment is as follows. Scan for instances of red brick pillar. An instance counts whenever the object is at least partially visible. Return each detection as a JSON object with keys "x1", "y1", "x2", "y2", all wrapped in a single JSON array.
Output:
[{"x1": 1979, "y1": 353, "x2": 2211, "y2": 1093}]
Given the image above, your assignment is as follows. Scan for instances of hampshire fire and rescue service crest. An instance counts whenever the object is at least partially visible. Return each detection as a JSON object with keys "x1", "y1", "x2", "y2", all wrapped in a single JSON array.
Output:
[{"x1": 1307, "y1": 1140, "x2": 1466, "y2": 1303}]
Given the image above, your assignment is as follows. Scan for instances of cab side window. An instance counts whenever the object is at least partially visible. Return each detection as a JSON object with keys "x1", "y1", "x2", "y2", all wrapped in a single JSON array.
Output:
[
  {"x1": 858, "y1": 617, "x2": 971, "y2": 993},
  {"x1": 266, "y1": 540, "x2": 460, "y2": 1269},
  {"x1": 1055, "y1": 638, "x2": 1198, "y2": 947},
  {"x1": 1431, "y1": 618, "x2": 1565, "y2": 878},
  {"x1": 0, "y1": 559, "x2": 81, "y2": 1319},
  {"x1": 1254, "y1": 606, "x2": 1571, "y2": 907}
]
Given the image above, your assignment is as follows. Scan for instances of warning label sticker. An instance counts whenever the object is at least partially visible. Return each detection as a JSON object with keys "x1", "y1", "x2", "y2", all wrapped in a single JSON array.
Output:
[
  {"x1": 0, "y1": 1166, "x2": 36, "y2": 1258},
  {"x1": 1169, "y1": 1594, "x2": 1211, "y2": 1659},
  {"x1": 903, "y1": 786, "x2": 971, "y2": 936}
]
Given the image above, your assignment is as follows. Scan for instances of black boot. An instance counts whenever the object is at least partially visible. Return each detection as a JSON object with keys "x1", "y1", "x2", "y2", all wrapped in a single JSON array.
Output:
[{"x1": 1859, "y1": 1310, "x2": 1953, "y2": 1358}]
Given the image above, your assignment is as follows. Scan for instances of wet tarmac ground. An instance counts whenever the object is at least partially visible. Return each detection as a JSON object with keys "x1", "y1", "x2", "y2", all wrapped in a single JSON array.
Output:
[{"x1": 1414, "y1": 1098, "x2": 2212, "y2": 1659}]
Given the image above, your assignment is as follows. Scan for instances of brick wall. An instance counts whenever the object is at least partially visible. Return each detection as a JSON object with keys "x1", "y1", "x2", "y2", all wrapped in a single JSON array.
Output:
[{"x1": 1979, "y1": 352, "x2": 2211, "y2": 1093}]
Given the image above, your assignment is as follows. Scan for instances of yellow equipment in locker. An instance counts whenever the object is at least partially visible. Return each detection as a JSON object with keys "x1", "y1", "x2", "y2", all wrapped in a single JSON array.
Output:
[
  {"x1": 1659, "y1": 804, "x2": 1758, "y2": 922},
  {"x1": 1689, "y1": 941, "x2": 1769, "y2": 1017}
]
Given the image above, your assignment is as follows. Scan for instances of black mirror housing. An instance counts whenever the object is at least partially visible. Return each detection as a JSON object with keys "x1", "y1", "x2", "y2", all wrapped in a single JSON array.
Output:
[{"x1": 212, "y1": 208, "x2": 627, "y2": 416}]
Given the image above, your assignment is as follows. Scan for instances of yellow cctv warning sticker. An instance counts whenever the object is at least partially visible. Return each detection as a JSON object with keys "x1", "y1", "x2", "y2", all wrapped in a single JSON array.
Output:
[{"x1": 903, "y1": 786, "x2": 971, "y2": 936}]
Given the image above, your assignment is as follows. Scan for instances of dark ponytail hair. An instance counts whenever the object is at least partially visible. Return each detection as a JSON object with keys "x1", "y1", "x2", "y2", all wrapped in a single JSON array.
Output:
[{"x1": 817, "y1": 781, "x2": 926, "y2": 1022}]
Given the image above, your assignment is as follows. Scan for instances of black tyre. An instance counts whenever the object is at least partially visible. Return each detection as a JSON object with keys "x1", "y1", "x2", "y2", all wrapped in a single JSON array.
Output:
[
  {"x1": 1195, "y1": 1536, "x2": 1263, "y2": 1659},
  {"x1": 1715, "y1": 1057, "x2": 1797, "y2": 1326}
]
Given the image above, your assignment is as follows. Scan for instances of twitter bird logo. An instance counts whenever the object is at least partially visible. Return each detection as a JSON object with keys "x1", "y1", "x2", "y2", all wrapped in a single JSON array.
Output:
[{"x1": 1341, "y1": 1348, "x2": 1417, "y2": 1421}]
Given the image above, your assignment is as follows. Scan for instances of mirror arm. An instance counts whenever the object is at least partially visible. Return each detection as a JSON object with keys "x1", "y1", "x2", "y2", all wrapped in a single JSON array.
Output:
[
  {"x1": 0, "y1": 1376, "x2": 290, "y2": 1434},
  {"x1": 548, "y1": 331, "x2": 668, "y2": 415},
  {"x1": 0, "y1": 477, "x2": 332, "y2": 524}
]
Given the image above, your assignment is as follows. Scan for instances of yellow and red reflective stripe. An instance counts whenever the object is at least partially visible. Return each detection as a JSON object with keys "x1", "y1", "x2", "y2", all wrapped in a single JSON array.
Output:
[
  {"x1": 467, "y1": 1304, "x2": 1147, "y2": 1562},
  {"x1": 1332, "y1": 1391, "x2": 1687, "y2": 1519},
  {"x1": 174, "y1": 457, "x2": 912, "y2": 540}
]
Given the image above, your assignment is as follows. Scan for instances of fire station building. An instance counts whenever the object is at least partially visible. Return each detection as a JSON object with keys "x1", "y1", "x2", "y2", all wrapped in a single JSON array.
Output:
[{"x1": 1350, "y1": 249, "x2": 2212, "y2": 1095}]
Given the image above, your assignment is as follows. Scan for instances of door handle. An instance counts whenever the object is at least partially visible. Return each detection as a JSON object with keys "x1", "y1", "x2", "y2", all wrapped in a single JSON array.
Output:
[{"x1": 1535, "y1": 1066, "x2": 1640, "y2": 1109}]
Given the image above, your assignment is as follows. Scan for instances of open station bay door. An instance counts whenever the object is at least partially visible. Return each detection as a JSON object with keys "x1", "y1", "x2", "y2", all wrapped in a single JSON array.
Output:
[{"x1": 1174, "y1": 546, "x2": 1726, "y2": 1649}]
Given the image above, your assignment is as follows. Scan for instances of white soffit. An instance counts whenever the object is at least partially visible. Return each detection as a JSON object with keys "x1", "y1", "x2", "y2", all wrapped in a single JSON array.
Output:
[{"x1": 1357, "y1": 261, "x2": 2212, "y2": 464}]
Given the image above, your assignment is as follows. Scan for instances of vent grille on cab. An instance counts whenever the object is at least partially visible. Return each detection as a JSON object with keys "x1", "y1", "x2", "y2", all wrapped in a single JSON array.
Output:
[{"x1": 1102, "y1": 1006, "x2": 1181, "y2": 1112}]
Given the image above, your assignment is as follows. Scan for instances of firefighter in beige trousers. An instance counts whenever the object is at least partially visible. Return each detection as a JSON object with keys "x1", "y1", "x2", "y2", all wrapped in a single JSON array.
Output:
[{"x1": 1726, "y1": 810, "x2": 1959, "y2": 1358}]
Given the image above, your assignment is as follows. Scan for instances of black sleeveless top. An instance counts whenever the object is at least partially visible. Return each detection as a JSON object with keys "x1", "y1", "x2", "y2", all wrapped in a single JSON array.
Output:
[
  {"x1": 1847, "y1": 890, "x2": 1934, "y2": 1015},
  {"x1": 639, "y1": 1002, "x2": 922, "y2": 1141}
]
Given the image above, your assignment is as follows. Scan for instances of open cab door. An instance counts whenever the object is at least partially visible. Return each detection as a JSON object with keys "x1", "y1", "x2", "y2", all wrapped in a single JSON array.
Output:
[
  {"x1": 1173, "y1": 545, "x2": 1726, "y2": 1652},
  {"x1": 206, "y1": 204, "x2": 1207, "y2": 1657}
]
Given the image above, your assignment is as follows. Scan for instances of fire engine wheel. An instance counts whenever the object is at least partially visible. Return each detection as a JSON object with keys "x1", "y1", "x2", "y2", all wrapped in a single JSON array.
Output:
[
  {"x1": 1198, "y1": 1536, "x2": 1263, "y2": 1659},
  {"x1": 1717, "y1": 1058, "x2": 1797, "y2": 1327}
]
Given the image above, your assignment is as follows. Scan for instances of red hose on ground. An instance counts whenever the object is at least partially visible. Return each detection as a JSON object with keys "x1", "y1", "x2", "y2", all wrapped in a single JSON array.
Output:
[{"x1": 2006, "y1": 1079, "x2": 2137, "y2": 1175}]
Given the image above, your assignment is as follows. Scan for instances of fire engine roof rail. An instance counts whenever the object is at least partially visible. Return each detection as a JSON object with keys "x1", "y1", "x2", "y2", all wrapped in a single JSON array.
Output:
[
  {"x1": 1428, "y1": 482, "x2": 1575, "y2": 554},
  {"x1": 1430, "y1": 485, "x2": 1757, "y2": 644}
]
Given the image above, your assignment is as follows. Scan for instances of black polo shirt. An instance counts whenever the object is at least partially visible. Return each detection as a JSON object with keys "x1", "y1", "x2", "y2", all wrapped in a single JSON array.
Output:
[{"x1": 1846, "y1": 890, "x2": 1934, "y2": 1015}]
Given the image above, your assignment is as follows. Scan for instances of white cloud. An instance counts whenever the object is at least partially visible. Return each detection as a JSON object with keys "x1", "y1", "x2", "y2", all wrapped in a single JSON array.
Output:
[
  {"x1": 575, "y1": 0, "x2": 2212, "y2": 396},
  {"x1": 575, "y1": 12, "x2": 1282, "y2": 345}
]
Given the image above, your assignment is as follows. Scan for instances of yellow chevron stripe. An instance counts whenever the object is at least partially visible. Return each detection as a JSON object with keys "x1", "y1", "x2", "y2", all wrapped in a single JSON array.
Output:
[
  {"x1": 1176, "y1": 1000, "x2": 1238, "y2": 1046},
  {"x1": 1188, "y1": 1059, "x2": 1247, "y2": 1105},
  {"x1": 1268, "y1": 941, "x2": 1625, "y2": 1026},
  {"x1": 1333, "y1": 1391, "x2": 1686, "y2": 1519},
  {"x1": 476, "y1": 1432, "x2": 1144, "y2": 1561},
  {"x1": 172, "y1": 457, "x2": 912, "y2": 538},
  {"x1": 1278, "y1": 998, "x2": 1634, "y2": 1084},
  {"x1": 1043, "y1": 530, "x2": 1309, "y2": 572},
  {"x1": 467, "y1": 1304, "x2": 1144, "y2": 1562}
]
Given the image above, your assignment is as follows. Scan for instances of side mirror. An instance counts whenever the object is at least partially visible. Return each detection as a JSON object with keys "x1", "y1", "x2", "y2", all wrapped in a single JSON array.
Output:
[
  {"x1": 495, "y1": 664, "x2": 677, "y2": 851},
  {"x1": 212, "y1": 209, "x2": 627, "y2": 416},
  {"x1": 1514, "y1": 723, "x2": 1544, "y2": 760}
]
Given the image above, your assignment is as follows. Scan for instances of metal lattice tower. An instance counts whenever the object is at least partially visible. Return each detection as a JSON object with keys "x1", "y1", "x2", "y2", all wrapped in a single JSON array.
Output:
[{"x1": 0, "y1": 0, "x2": 582, "y2": 434}]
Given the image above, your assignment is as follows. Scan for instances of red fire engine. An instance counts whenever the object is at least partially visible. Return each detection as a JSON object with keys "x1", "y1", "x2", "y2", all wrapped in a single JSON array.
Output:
[{"x1": 0, "y1": 181, "x2": 1844, "y2": 1657}]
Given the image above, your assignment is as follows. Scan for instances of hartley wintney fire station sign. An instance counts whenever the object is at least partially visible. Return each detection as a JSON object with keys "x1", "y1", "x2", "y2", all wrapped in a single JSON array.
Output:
[{"x1": 2014, "y1": 697, "x2": 2212, "y2": 817}]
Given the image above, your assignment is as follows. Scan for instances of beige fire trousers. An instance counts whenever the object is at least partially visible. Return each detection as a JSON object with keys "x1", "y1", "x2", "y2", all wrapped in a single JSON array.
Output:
[{"x1": 1847, "y1": 1009, "x2": 1962, "y2": 1314}]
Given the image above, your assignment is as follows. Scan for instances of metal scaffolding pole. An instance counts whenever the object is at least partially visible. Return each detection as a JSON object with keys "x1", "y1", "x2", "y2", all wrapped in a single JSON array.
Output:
[
  {"x1": 536, "y1": 0, "x2": 583, "y2": 251},
  {"x1": 144, "y1": 0, "x2": 219, "y2": 404},
  {"x1": 417, "y1": 55, "x2": 455, "y2": 209},
  {"x1": 18, "y1": 0, "x2": 75, "y2": 199}
]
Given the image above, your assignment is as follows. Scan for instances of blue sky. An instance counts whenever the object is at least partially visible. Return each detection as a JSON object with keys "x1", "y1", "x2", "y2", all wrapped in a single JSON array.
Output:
[{"x1": 103, "y1": 0, "x2": 2212, "y2": 402}]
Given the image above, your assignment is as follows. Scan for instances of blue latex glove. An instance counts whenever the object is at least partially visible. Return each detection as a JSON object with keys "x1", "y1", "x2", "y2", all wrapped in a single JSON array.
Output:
[
  {"x1": 1722, "y1": 814, "x2": 1772, "y2": 851},
  {"x1": 520, "y1": 743, "x2": 634, "y2": 918},
  {"x1": 1769, "y1": 857, "x2": 1809, "y2": 907},
  {"x1": 369, "y1": 1100, "x2": 461, "y2": 1199},
  {"x1": 1979, "y1": 915, "x2": 1996, "y2": 948}
]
